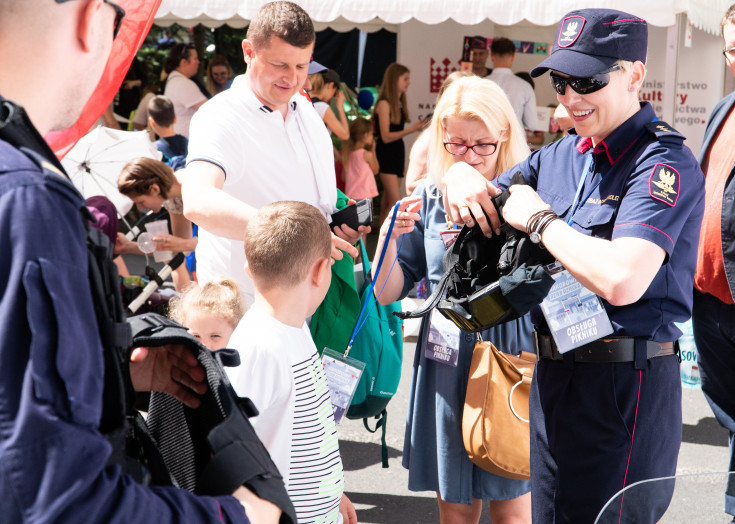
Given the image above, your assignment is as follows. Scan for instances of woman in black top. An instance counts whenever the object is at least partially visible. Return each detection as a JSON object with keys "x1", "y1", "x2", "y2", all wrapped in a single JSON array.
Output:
[{"x1": 374, "y1": 63, "x2": 427, "y2": 223}]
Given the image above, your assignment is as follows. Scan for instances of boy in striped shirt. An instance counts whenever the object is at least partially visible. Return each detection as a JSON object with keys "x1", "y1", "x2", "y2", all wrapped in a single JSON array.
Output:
[{"x1": 227, "y1": 201, "x2": 356, "y2": 523}]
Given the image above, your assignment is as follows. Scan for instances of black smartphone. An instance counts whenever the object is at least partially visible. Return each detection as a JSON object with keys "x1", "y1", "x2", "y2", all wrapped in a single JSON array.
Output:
[{"x1": 330, "y1": 199, "x2": 373, "y2": 231}]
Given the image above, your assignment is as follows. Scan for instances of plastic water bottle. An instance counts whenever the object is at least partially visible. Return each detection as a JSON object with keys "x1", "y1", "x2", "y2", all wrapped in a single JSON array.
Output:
[{"x1": 675, "y1": 320, "x2": 701, "y2": 389}]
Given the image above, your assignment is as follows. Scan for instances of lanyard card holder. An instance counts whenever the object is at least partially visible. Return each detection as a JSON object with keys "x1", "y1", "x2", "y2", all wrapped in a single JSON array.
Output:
[
  {"x1": 539, "y1": 262, "x2": 613, "y2": 354},
  {"x1": 321, "y1": 348, "x2": 366, "y2": 425}
]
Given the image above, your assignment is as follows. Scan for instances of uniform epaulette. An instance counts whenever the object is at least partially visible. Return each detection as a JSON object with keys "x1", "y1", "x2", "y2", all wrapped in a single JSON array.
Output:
[{"x1": 644, "y1": 121, "x2": 685, "y2": 149}]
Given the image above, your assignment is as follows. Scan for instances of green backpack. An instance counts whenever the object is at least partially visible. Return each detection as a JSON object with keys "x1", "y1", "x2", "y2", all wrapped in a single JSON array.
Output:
[{"x1": 310, "y1": 197, "x2": 403, "y2": 467}]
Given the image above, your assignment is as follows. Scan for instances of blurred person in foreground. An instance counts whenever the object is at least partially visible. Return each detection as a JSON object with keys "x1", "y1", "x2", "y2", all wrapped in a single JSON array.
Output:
[{"x1": 0, "y1": 0, "x2": 278, "y2": 521}]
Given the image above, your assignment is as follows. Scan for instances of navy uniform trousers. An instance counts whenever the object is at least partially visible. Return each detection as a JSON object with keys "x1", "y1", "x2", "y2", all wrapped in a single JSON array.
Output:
[{"x1": 529, "y1": 351, "x2": 682, "y2": 523}]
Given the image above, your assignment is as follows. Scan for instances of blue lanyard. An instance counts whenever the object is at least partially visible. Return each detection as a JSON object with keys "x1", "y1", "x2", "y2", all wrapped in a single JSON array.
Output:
[
  {"x1": 346, "y1": 201, "x2": 404, "y2": 355},
  {"x1": 566, "y1": 153, "x2": 599, "y2": 225}
]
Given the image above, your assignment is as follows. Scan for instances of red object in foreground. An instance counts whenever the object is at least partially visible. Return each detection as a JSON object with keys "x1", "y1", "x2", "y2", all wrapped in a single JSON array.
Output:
[{"x1": 46, "y1": 0, "x2": 162, "y2": 158}]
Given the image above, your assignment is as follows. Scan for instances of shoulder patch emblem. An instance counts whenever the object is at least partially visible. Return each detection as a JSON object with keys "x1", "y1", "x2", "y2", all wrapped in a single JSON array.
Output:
[
  {"x1": 558, "y1": 16, "x2": 586, "y2": 48},
  {"x1": 649, "y1": 163, "x2": 679, "y2": 207}
]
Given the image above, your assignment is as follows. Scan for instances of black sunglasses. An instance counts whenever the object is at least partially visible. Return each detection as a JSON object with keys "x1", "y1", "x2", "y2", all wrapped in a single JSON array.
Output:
[
  {"x1": 56, "y1": 0, "x2": 125, "y2": 40},
  {"x1": 549, "y1": 65, "x2": 621, "y2": 96},
  {"x1": 103, "y1": 0, "x2": 125, "y2": 40}
]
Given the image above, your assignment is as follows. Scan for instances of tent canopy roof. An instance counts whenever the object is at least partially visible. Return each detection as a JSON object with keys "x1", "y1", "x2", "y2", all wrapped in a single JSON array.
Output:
[{"x1": 154, "y1": 0, "x2": 728, "y2": 34}]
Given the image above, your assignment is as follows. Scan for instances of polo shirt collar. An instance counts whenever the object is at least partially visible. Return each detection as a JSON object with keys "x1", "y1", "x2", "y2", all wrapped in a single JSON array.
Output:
[
  {"x1": 574, "y1": 102, "x2": 655, "y2": 165},
  {"x1": 232, "y1": 75, "x2": 300, "y2": 116}
]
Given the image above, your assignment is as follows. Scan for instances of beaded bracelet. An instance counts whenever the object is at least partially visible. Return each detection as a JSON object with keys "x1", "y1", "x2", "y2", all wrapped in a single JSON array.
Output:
[
  {"x1": 526, "y1": 209, "x2": 555, "y2": 236},
  {"x1": 526, "y1": 209, "x2": 559, "y2": 244}
]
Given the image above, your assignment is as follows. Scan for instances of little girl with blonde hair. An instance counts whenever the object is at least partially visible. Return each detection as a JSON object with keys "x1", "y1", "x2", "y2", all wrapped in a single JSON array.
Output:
[{"x1": 168, "y1": 279, "x2": 244, "y2": 350}]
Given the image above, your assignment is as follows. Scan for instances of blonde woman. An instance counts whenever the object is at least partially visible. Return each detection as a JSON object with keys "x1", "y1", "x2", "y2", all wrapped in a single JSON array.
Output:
[
  {"x1": 405, "y1": 70, "x2": 473, "y2": 195},
  {"x1": 372, "y1": 76, "x2": 532, "y2": 524}
]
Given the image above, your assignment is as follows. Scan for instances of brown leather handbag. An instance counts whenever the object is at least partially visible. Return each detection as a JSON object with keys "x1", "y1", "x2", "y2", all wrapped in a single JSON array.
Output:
[{"x1": 462, "y1": 340, "x2": 536, "y2": 480}]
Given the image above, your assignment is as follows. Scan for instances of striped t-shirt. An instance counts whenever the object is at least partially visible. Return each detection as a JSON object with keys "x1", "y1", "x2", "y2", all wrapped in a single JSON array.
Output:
[
  {"x1": 288, "y1": 352, "x2": 344, "y2": 522},
  {"x1": 227, "y1": 308, "x2": 344, "y2": 523}
]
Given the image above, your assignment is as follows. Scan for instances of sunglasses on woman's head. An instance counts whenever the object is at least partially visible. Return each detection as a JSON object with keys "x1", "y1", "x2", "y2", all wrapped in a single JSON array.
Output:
[{"x1": 549, "y1": 65, "x2": 621, "y2": 96}]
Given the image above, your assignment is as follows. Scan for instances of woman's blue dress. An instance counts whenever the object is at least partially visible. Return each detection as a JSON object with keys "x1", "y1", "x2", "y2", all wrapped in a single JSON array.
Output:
[{"x1": 396, "y1": 180, "x2": 533, "y2": 505}]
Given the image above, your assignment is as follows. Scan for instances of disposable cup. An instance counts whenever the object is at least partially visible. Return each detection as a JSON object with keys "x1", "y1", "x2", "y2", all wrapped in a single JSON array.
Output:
[{"x1": 145, "y1": 219, "x2": 172, "y2": 262}]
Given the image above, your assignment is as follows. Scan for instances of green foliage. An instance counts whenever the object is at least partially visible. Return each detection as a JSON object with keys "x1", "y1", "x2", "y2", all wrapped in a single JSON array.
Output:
[
  {"x1": 135, "y1": 24, "x2": 249, "y2": 88},
  {"x1": 136, "y1": 47, "x2": 169, "y2": 89}
]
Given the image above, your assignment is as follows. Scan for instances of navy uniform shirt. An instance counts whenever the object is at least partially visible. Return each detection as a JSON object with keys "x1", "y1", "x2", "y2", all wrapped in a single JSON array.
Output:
[
  {"x1": 0, "y1": 98, "x2": 248, "y2": 523},
  {"x1": 495, "y1": 102, "x2": 705, "y2": 342}
]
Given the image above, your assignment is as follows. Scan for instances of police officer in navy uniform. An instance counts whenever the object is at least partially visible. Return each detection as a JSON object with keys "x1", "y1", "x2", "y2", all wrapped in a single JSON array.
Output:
[
  {"x1": 442, "y1": 9, "x2": 705, "y2": 523},
  {"x1": 0, "y1": 1, "x2": 279, "y2": 522}
]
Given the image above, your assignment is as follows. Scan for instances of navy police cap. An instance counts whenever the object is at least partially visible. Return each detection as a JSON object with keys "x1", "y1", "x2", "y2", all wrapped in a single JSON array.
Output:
[{"x1": 531, "y1": 9, "x2": 647, "y2": 78}]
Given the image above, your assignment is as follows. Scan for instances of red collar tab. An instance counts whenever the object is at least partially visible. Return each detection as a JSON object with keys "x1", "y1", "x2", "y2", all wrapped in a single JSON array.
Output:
[{"x1": 576, "y1": 137, "x2": 593, "y2": 153}]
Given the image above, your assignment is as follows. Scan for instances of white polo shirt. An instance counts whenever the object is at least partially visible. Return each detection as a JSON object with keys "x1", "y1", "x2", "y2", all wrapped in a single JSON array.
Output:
[
  {"x1": 487, "y1": 68, "x2": 538, "y2": 130},
  {"x1": 164, "y1": 70, "x2": 207, "y2": 137},
  {"x1": 187, "y1": 76, "x2": 337, "y2": 305}
]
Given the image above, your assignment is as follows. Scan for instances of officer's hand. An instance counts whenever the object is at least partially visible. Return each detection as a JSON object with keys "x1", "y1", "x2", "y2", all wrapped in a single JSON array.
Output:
[
  {"x1": 443, "y1": 162, "x2": 502, "y2": 237},
  {"x1": 502, "y1": 185, "x2": 551, "y2": 232},
  {"x1": 339, "y1": 493, "x2": 358, "y2": 524},
  {"x1": 232, "y1": 486, "x2": 282, "y2": 523},
  {"x1": 129, "y1": 344, "x2": 207, "y2": 408}
]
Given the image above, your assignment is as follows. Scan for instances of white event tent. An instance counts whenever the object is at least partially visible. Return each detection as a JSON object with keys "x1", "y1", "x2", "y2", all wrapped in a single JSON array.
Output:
[
  {"x1": 155, "y1": 0, "x2": 726, "y2": 32},
  {"x1": 154, "y1": 0, "x2": 735, "y2": 155}
]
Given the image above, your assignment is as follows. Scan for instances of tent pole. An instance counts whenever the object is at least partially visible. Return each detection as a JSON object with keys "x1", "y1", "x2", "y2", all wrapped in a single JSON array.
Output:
[{"x1": 662, "y1": 14, "x2": 682, "y2": 125}]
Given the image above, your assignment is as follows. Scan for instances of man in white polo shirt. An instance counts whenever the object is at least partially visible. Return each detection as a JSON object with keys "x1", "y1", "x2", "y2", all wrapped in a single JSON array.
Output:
[
  {"x1": 181, "y1": 1, "x2": 362, "y2": 306},
  {"x1": 163, "y1": 43, "x2": 207, "y2": 137},
  {"x1": 487, "y1": 37, "x2": 538, "y2": 131}
]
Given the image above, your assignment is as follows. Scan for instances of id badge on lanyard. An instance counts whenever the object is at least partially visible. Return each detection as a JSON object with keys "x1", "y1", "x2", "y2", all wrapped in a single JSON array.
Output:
[
  {"x1": 425, "y1": 309, "x2": 461, "y2": 366},
  {"x1": 321, "y1": 348, "x2": 365, "y2": 425},
  {"x1": 539, "y1": 262, "x2": 613, "y2": 353}
]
